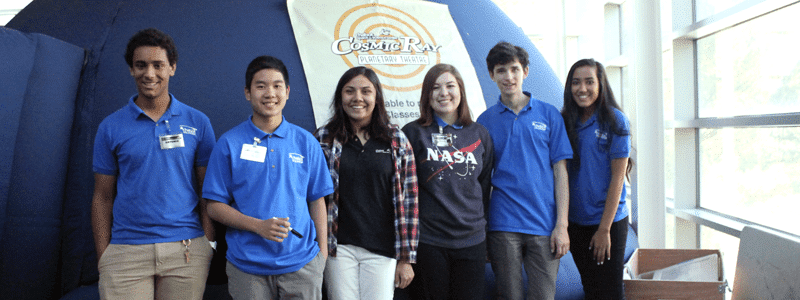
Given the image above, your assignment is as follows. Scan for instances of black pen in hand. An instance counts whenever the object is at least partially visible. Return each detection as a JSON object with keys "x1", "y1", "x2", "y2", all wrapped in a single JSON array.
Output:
[{"x1": 273, "y1": 217, "x2": 303, "y2": 238}]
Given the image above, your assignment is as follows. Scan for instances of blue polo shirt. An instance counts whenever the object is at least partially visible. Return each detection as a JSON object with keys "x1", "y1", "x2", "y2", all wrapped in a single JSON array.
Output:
[
  {"x1": 476, "y1": 92, "x2": 572, "y2": 236},
  {"x1": 202, "y1": 116, "x2": 334, "y2": 276},
  {"x1": 93, "y1": 94, "x2": 215, "y2": 244},
  {"x1": 568, "y1": 109, "x2": 630, "y2": 225}
]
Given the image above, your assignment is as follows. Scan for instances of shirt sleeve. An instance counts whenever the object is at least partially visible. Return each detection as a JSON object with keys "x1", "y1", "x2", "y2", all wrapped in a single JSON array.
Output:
[
  {"x1": 306, "y1": 135, "x2": 334, "y2": 202},
  {"x1": 477, "y1": 124, "x2": 494, "y2": 213},
  {"x1": 92, "y1": 120, "x2": 118, "y2": 175},
  {"x1": 195, "y1": 116, "x2": 216, "y2": 167},
  {"x1": 548, "y1": 106, "x2": 574, "y2": 164},
  {"x1": 201, "y1": 138, "x2": 233, "y2": 204},
  {"x1": 395, "y1": 128, "x2": 419, "y2": 263}
]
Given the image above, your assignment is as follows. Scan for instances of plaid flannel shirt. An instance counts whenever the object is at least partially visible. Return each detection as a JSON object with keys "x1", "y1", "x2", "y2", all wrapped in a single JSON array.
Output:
[{"x1": 314, "y1": 124, "x2": 419, "y2": 263}]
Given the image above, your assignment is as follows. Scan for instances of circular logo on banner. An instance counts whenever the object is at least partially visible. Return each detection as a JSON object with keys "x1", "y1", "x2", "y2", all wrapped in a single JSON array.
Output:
[{"x1": 331, "y1": 3, "x2": 442, "y2": 92}]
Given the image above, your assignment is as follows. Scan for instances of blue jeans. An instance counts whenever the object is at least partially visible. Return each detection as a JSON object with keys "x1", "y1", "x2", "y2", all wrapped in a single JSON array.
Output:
[{"x1": 488, "y1": 232, "x2": 559, "y2": 300}]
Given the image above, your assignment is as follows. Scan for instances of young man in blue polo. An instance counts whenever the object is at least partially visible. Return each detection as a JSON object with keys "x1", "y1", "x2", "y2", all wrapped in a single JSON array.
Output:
[
  {"x1": 476, "y1": 41, "x2": 572, "y2": 300},
  {"x1": 91, "y1": 28, "x2": 216, "y2": 299},
  {"x1": 202, "y1": 55, "x2": 333, "y2": 299}
]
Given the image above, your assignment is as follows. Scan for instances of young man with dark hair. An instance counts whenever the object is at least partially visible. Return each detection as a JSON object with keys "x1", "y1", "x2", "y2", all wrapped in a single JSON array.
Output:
[
  {"x1": 91, "y1": 27, "x2": 216, "y2": 299},
  {"x1": 477, "y1": 41, "x2": 573, "y2": 300},
  {"x1": 202, "y1": 55, "x2": 333, "y2": 299}
]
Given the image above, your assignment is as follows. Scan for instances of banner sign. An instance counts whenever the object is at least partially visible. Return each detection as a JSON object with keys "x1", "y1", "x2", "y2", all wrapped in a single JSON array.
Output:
[{"x1": 287, "y1": 0, "x2": 485, "y2": 128}]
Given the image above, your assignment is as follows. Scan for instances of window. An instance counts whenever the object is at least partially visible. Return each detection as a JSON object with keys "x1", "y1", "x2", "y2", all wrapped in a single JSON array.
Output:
[
  {"x1": 697, "y1": 3, "x2": 800, "y2": 118},
  {"x1": 695, "y1": 0, "x2": 749, "y2": 21},
  {"x1": 699, "y1": 127, "x2": 800, "y2": 236},
  {"x1": 671, "y1": 0, "x2": 800, "y2": 268}
]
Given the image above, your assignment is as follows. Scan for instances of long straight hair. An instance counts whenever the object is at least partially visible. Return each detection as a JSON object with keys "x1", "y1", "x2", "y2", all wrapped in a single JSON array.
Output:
[
  {"x1": 415, "y1": 63, "x2": 473, "y2": 126},
  {"x1": 322, "y1": 66, "x2": 391, "y2": 144},
  {"x1": 561, "y1": 58, "x2": 633, "y2": 176}
]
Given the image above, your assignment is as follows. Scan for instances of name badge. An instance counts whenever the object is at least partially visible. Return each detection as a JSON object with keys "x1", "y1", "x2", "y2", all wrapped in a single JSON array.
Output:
[
  {"x1": 241, "y1": 144, "x2": 267, "y2": 163},
  {"x1": 431, "y1": 133, "x2": 453, "y2": 147},
  {"x1": 159, "y1": 133, "x2": 185, "y2": 150}
]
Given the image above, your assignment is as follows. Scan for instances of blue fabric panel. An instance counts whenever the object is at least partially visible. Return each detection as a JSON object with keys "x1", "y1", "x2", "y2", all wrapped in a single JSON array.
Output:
[
  {"x1": 555, "y1": 251, "x2": 586, "y2": 299},
  {"x1": 625, "y1": 222, "x2": 639, "y2": 262},
  {"x1": 0, "y1": 28, "x2": 35, "y2": 249},
  {"x1": 58, "y1": 284, "x2": 99, "y2": 300},
  {"x1": 6, "y1": 1, "x2": 120, "y2": 51},
  {"x1": 0, "y1": 29, "x2": 84, "y2": 300},
  {"x1": 59, "y1": 47, "x2": 103, "y2": 290}
]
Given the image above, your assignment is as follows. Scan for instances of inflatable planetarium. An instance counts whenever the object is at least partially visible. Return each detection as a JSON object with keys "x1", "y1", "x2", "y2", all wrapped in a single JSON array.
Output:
[{"x1": 0, "y1": 0, "x2": 601, "y2": 299}]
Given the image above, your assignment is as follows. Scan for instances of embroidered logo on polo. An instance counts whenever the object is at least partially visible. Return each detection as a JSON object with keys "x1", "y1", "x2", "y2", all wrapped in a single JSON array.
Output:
[
  {"x1": 595, "y1": 129, "x2": 608, "y2": 140},
  {"x1": 180, "y1": 125, "x2": 197, "y2": 136},
  {"x1": 532, "y1": 121, "x2": 547, "y2": 131},
  {"x1": 289, "y1": 153, "x2": 304, "y2": 163},
  {"x1": 375, "y1": 149, "x2": 391, "y2": 154}
]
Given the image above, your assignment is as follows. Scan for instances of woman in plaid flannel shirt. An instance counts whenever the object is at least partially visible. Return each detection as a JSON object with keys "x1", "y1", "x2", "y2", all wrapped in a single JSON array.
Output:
[{"x1": 314, "y1": 66, "x2": 419, "y2": 300}]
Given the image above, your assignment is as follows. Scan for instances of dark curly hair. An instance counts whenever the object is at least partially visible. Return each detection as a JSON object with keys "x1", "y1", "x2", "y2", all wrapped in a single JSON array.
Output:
[{"x1": 124, "y1": 28, "x2": 178, "y2": 68}]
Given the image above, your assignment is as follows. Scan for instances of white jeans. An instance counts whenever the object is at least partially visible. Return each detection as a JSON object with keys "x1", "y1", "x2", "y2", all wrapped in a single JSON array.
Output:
[{"x1": 324, "y1": 244, "x2": 397, "y2": 300}]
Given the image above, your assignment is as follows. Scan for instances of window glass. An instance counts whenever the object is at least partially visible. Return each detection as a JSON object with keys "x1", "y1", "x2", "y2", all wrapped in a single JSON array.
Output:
[
  {"x1": 697, "y1": 3, "x2": 800, "y2": 118},
  {"x1": 699, "y1": 127, "x2": 800, "y2": 236},
  {"x1": 665, "y1": 215, "x2": 676, "y2": 249},
  {"x1": 663, "y1": 48, "x2": 675, "y2": 199},
  {"x1": 695, "y1": 0, "x2": 748, "y2": 21}
]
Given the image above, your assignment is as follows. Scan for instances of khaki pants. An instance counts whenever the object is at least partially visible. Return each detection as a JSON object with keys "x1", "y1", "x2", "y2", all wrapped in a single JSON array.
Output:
[{"x1": 98, "y1": 236, "x2": 213, "y2": 300}]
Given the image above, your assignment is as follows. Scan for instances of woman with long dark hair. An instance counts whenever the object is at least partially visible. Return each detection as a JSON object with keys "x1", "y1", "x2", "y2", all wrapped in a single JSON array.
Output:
[
  {"x1": 561, "y1": 59, "x2": 632, "y2": 299},
  {"x1": 314, "y1": 66, "x2": 419, "y2": 300},
  {"x1": 401, "y1": 63, "x2": 493, "y2": 299}
]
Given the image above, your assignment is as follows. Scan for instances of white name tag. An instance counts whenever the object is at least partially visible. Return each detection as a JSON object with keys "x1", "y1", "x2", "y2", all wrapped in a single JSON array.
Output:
[
  {"x1": 431, "y1": 133, "x2": 453, "y2": 147},
  {"x1": 159, "y1": 133, "x2": 185, "y2": 150},
  {"x1": 241, "y1": 144, "x2": 267, "y2": 163}
]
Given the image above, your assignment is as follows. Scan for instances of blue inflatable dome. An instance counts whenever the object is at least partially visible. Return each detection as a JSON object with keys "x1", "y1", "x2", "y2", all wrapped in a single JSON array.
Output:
[{"x1": 2, "y1": 1, "x2": 568, "y2": 299}]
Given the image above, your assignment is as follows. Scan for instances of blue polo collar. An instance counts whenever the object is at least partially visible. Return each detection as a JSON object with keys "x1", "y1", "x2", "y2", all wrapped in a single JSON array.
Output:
[
  {"x1": 127, "y1": 93, "x2": 182, "y2": 121},
  {"x1": 497, "y1": 91, "x2": 533, "y2": 114},
  {"x1": 248, "y1": 115, "x2": 288, "y2": 139},
  {"x1": 434, "y1": 114, "x2": 463, "y2": 129}
]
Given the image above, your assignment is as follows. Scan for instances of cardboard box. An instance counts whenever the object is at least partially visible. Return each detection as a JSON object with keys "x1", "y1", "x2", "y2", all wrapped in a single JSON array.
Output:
[{"x1": 624, "y1": 249, "x2": 726, "y2": 300}]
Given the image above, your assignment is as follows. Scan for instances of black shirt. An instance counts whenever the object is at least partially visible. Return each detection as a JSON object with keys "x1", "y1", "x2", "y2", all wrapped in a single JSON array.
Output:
[{"x1": 337, "y1": 136, "x2": 396, "y2": 258}]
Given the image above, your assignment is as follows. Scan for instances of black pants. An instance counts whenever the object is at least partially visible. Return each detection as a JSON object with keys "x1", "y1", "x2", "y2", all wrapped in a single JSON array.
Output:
[
  {"x1": 408, "y1": 241, "x2": 486, "y2": 300},
  {"x1": 569, "y1": 217, "x2": 628, "y2": 300}
]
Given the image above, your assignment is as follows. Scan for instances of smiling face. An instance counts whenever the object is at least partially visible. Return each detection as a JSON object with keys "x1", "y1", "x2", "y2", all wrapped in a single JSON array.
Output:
[
  {"x1": 490, "y1": 59, "x2": 528, "y2": 97},
  {"x1": 430, "y1": 72, "x2": 461, "y2": 120},
  {"x1": 341, "y1": 74, "x2": 376, "y2": 128},
  {"x1": 245, "y1": 68, "x2": 289, "y2": 122},
  {"x1": 130, "y1": 46, "x2": 175, "y2": 102},
  {"x1": 570, "y1": 65, "x2": 600, "y2": 114}
]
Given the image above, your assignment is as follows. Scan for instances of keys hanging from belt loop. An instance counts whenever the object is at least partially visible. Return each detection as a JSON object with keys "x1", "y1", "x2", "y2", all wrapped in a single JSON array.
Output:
[{"x1": 183, "y1": 239, "x2": 191, "y2": 263}]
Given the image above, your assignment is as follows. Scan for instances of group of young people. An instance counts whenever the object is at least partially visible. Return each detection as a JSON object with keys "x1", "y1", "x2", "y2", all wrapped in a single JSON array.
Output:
[{"x1": 91, "y1": 27, "x2": 632, "y2": 300}]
